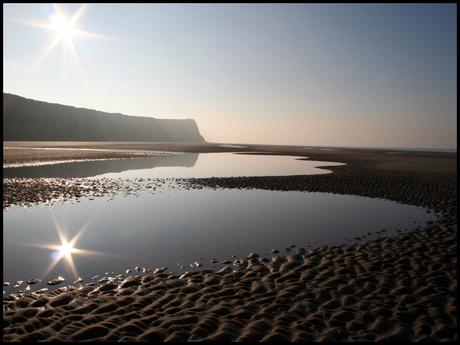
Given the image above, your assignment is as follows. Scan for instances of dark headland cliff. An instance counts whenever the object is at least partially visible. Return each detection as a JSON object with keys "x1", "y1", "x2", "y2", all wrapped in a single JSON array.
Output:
[{"x1": 3, "y1": 93, "x2": 205, "y2": 142}]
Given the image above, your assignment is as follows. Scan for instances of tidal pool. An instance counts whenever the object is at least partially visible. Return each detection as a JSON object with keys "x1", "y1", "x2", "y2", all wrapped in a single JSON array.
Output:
[
  {"x1": 3, "y1": 179, "x2": 438, "y2": 297},
  {"x1": 3, "y1": 152, "x2": 344, "y2": 178}
]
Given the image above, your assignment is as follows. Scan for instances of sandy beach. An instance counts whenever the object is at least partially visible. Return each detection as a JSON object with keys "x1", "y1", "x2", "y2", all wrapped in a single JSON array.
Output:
[{"x1": 3, "y1": 142, "x2": 457, "y2": 342}]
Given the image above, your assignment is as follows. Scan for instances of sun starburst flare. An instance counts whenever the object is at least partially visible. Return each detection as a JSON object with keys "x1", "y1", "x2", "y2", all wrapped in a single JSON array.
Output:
[
  {"x1": 58, "y1": 241, "x2": 76, "y2": 258},
  {"x1": 17, "y1": 208, "x2": 121, "y2": 282},
  {"x1": 10, "y1": 3, "x2": 120, "y2": 83}
]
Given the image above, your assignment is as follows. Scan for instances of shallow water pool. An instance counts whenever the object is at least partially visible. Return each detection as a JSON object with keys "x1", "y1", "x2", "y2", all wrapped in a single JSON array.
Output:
[
  {"x1": 3, "y1": 179, "x2": 438, "y2": 297},
  {"x1": 3, "y1": 152, "x2": 344, "y2": 178}
]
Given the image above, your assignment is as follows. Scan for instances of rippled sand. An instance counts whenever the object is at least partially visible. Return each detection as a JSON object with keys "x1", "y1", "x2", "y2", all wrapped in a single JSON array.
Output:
[{"x1": 3, "y1": 142, "x2": 457, "y2": 341}]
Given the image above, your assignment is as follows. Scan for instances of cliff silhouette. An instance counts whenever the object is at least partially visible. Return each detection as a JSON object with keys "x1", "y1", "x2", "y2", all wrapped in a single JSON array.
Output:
[{"x1": 3, "y1": 93, "x2": 205, "y2": 142}]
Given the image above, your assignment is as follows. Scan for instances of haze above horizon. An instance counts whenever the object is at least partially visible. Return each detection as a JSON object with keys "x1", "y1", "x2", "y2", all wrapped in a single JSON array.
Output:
[{"x1": 3, "y1": 4, "x2": 457, "y2": 149}]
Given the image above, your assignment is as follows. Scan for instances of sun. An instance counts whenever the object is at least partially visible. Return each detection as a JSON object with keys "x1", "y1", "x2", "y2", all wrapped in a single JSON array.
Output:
[
  {"x1": 51, "y1": 14, "x2": 77, "y2": 45},
  {"x1": 46, "y1": 4, "x2": 88, "y2": 49},
  {"x1": 11, "y1": 4, "x2": 120, "y2": 83}
]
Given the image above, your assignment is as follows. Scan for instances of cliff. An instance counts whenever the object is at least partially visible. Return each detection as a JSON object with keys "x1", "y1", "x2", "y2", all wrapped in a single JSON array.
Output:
[{"x1": 3, "y1": 93, "x2": 205, "y2": 142}]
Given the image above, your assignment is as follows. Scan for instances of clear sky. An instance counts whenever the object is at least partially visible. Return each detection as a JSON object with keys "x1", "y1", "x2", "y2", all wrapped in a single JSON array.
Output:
[{"x1": 3, "y1": 4, "x2": 457, "y2": 149}]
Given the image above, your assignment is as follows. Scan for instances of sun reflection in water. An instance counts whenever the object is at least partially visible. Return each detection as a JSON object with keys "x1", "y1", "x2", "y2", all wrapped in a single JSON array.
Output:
[
  {"x1": 58, "y1": 241, "x2": 75, "y2": 258},
  {"x1": 19, "y1": 207, "x2": 120, "y2": 283}
]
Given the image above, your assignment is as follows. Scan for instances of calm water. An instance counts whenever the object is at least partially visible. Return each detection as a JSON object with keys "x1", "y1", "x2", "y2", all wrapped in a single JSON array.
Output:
[
  {"x1": 3, "y1": 152, "x2": 344, "y2": 178},
  {"x1": 3, "y1": 153, "x2": 438, "y2": 297}
]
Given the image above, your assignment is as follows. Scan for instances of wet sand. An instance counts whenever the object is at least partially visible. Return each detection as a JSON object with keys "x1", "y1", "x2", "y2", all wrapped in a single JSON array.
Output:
[{"x1": 3, "y1": 142, "x2": 457, "y2": 341}]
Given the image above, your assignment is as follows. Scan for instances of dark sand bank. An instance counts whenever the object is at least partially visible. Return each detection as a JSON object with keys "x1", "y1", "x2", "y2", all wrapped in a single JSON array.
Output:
[
  {"x1": 4, "y1": 141, "x2": 457, "y2": 173},
  {"x1": 3, "y1": 142, "x2": 457, "y2": 341}
]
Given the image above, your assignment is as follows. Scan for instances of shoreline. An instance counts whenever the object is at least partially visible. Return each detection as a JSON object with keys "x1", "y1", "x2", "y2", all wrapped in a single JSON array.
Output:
[
  {"x1": 4, "y1": 141, "x2": 457, "y2": 173},
  {"x1": 3, "y1": 141, "x2": 457, "y2": 341}
]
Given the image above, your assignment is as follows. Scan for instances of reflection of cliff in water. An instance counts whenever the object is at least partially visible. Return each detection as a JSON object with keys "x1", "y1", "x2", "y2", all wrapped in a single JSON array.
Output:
[{"x1": 3, "y1": 154, "x2": 198, "y2": 178}]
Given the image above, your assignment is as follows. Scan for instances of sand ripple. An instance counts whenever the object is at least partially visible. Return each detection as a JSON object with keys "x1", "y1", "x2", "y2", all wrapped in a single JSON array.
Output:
[
  {"x1": 3, "y1": 223, "x2": 456, "y2": 342},
  {"x1": 3, "y1": 148, "x2": 456, "y2": 341}
]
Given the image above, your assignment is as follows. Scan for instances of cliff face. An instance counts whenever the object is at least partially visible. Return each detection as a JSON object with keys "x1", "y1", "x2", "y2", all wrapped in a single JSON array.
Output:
[{"x1": 3, "y1": 93, "x2": 205, "y2": 142}]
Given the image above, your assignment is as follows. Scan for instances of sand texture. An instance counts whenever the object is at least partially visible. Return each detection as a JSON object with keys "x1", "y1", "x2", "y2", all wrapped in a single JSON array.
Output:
[{"x1": 3, "y1": 142, "x2": 457, "y2": 342}]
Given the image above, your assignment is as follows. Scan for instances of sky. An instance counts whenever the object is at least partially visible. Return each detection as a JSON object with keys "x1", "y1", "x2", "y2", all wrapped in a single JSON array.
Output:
[{"x1": 3, "y1": 4, "x2": 457, "y2": 149}]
